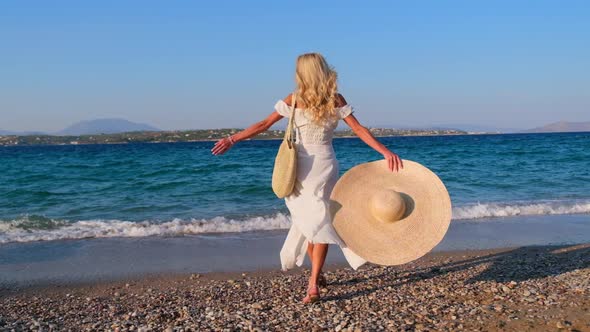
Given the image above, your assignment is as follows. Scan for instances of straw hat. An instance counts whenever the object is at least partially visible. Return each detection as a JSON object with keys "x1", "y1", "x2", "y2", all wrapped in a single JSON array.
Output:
[{"x1": 330, "y1": 159, "x2": 452, "y2": 266}]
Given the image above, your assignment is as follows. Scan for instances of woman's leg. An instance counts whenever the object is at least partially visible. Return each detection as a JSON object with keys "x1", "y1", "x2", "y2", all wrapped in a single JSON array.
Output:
[
  {"x1": 306, "y1": 241, "x2": 314, "y2": 261},
  {"x1": 308, "y1": 243, "x2": 328, "y2": 286},
  {"x1": 302, "y1": 242, "x2": 328, "y2": 303},
  {"x1": 307, "y1": 242, "x2": 330, "y2": 266},
  {"x1": 307, "y1": 242, "x2": 328, "y2": 288}
]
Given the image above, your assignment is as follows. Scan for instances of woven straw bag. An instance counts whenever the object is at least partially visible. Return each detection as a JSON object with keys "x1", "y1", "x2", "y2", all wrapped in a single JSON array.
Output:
[{"x1": 272, "y1": 93, "x2": 298, "y2": 198}]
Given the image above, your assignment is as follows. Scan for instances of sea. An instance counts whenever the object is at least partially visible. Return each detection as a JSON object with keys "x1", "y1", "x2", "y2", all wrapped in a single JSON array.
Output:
[
  {"x1": 1, "y1": 132, "x2": 589, "y2": 245},
  {"x1": 0, "y1": 133, "x2": 590, "y2": 243},
  {"x1": 1, "y1": 132, "x2": 590, "y2": 284}
]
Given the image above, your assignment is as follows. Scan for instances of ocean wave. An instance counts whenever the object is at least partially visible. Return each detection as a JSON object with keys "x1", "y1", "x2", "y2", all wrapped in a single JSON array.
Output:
[
  {"x1": 1, "y1": 199, "x2": 589, "y2": 244},
  {"x1": 452, "y1": 200, "x2": 590, "y2": 220},
  {"x1": 0, "y1": 214, "x2": 292, "y2": 244}
]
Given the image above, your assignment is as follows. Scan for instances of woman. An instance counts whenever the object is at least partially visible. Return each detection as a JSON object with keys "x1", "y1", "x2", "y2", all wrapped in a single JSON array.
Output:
[{"x1": 211, "y1": 53, "x2": 403, "y2": 303}]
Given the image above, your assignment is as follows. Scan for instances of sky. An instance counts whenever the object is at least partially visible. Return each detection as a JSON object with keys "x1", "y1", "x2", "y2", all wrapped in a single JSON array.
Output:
[{"x1": 0, "y1": 0, "x2": 589, "y2": 132}]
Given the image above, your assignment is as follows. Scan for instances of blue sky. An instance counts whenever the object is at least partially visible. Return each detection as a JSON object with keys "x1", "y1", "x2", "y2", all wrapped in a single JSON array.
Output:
[{"x1": 1, "y1": 0, "x2": 589, "y2": 132}]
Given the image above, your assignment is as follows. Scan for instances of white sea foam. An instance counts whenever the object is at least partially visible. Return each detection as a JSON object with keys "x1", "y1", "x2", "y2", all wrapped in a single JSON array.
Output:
[
  {"x1": 452, "y1": 200, "x2": 590, "y2": 220},
  {"x1": 1, "y1": 200, "x2": 589, "y2": 244},
  {"x1": 0, "y1": 213, "x2": 292, "y2": 244}
]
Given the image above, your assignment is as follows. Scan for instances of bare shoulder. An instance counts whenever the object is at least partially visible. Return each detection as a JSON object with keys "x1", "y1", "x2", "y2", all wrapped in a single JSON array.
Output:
[
  {"x1": 335, "y1": 93, "x2": 348, "y2": 107},
  {"x1": 282, "y1": 93, "x2": 294, "y2": 106}
]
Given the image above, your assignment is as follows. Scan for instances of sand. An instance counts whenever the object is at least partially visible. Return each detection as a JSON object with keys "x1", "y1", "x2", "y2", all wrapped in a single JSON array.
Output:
[{"x1": 1, "y1": 243, "x2": 589, "y2": 331}]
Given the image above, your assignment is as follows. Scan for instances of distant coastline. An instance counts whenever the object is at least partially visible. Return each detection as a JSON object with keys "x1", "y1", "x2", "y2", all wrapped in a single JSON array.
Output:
[{"x1": 0, "y1": 128, "x2": 469, "y2": 146}]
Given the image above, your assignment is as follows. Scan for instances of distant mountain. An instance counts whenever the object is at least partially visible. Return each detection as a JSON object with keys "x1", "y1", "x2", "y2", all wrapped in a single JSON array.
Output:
[
  {"x1": 521, "y1": 121, "x2": 590, "y2": 133},
  {"x1": 56, "y1": 118, "x2": 160, "y2": 135}
]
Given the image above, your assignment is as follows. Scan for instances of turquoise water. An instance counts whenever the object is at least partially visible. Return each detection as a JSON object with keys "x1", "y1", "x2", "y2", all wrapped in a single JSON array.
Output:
[{"x1": 1, "y1": 132, "x2": 589, "y2": 244}]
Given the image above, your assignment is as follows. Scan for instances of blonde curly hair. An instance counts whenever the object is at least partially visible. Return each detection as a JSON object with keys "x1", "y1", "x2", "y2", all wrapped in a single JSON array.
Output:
[{"x1": 294, "y1": 53, "x2": 340, "y2": 125}]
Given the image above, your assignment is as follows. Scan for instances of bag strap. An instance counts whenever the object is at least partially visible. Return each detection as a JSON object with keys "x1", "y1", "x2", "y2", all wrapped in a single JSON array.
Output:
[{"x1": 284, "y1": 93, "x2": 297, "y2": 143}]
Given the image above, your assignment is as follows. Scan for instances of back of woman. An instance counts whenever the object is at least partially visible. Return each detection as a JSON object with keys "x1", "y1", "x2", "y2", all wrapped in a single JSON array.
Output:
[
  {"x1": 211, "y1": 52, "x2": 403, "y2": 304},
  {"x1": 274, "y1": 53, "x2": 354, "y2": 147},
  {"x1": 273, "y1": 94, "x2": 353, "y2": 147}
]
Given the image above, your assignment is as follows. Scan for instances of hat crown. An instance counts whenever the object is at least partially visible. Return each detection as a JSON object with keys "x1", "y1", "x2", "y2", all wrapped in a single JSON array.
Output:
[{"x1": 369, "y1": 189, "x2": 406, "y2": 223}]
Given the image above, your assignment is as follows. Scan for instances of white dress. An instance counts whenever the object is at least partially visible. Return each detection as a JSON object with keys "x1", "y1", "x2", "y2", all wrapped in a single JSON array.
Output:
[{"x1": 274, "y1": 99, "x2": 368, "y2": 271}]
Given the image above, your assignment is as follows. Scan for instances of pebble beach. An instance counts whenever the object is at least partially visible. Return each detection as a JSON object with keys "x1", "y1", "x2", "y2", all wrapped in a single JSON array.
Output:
[{"x1": 1, "y1": 243, "x2": 588, "y2": 332}]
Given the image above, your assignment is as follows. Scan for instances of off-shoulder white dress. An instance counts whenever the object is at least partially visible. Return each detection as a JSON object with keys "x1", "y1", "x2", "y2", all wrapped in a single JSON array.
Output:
[{"x1": 274, "y1": 99, "x2": 368, "y2": 271}]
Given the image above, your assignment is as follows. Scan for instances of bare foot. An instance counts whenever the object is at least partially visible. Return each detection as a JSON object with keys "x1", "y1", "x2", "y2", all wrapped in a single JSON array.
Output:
[{"x1": 302, "y1": 285, "x2": 320, "y2": 304}]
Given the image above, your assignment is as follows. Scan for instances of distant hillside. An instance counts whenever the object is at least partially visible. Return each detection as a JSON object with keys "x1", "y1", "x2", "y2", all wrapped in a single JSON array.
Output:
[
  {"x1": 0, "y1": 127, "x2": 467, "y2": 146},
  {"x1": 522, "y1": 121, "x2": 590, "y2": 133},
  {"x1": 57, "y1": 118, "x2": 160, "y2": 135},
  {"x1": 375, "y1": 124, "x2": 523, "y2": 133},
  {"x1": 435, "y1": 124, "x2": 524, "y2": 133}
]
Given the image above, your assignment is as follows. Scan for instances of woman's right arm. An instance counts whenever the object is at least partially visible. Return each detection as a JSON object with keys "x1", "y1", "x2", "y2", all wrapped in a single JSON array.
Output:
[
  {"x1": 211, "y1": 111, "x2": 284, "y2": 156},
  {"x1": 211, "y1": 94, "x2": 295, "y2": 156}
]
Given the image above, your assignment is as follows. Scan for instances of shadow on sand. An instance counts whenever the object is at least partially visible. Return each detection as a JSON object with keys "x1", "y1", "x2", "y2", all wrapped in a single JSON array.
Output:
[{"x1": 322, "y1": 243, "x2": 590, "y2": 301}]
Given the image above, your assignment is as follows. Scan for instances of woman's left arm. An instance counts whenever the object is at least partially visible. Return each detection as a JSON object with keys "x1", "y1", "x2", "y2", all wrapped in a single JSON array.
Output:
[
  {"x1": 211, "y1": 111, "x2": 284, "y2": 155},
  {"x1": 342, "y1": 114, "x2": 404, "y2": 172}
]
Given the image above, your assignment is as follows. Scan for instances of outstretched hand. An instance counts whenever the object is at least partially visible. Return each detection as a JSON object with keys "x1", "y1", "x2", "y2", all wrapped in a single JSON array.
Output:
[
  {"x1": 211, "y1": 137, "x2": 235, "y2": 155},
  {"x1": 383, "y1": 151, "x2": 403, "y2": 172}
]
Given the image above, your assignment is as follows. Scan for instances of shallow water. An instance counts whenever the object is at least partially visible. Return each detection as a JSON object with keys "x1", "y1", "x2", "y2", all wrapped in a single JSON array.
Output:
[{"x1": 1, "y1": 214, "x2": 588, "y2": 286}]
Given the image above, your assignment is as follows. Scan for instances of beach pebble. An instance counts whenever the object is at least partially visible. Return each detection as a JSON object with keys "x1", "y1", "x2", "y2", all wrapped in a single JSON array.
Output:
[
  {"x1": 556, "y1": 320, "x2": 572, "y2": 329},
  {"x1": 1, "y1": 245, "x2": 588, "y2": 331}
]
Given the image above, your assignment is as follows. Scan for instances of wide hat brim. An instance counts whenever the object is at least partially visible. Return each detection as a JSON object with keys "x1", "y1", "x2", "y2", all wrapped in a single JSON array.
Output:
[{"x1": 330, "y1": 159, "x2": 452, "y2": 266}]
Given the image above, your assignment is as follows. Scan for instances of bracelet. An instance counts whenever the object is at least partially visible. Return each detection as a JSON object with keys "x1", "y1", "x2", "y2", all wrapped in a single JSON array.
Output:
[{"x1": 227, "y1": 135, "x2": 236, "y2": 145}]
